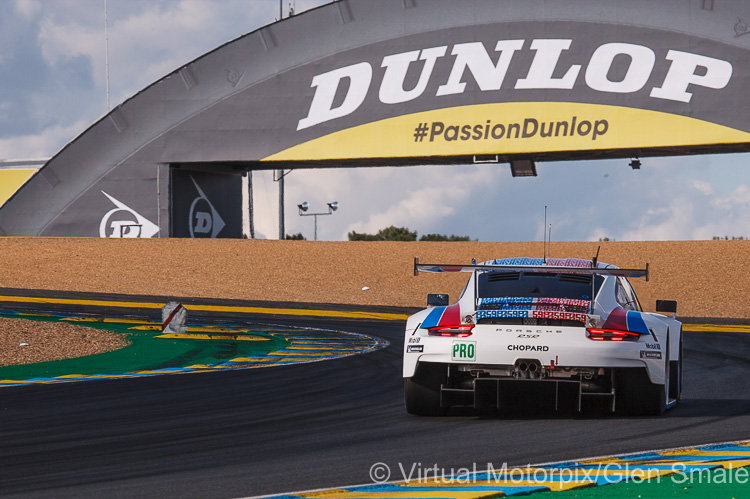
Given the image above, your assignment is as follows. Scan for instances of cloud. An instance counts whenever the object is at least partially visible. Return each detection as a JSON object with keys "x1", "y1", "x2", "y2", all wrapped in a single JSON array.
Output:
[
  {"x1": 345, "y1": 184, "x2": 459, "y2": 236},
  {"x1": 711, "y1": 184, "x2": 750, "y2": 211},
  {"x1": 619, "y1": 198, "x2": 697, "y2": 241},
  {"x1": 691, "y1": 180, "x2": 714, "y2": 196},
  {"x1": 1, "y1": 0, "x2": 328, "y2": 158},
  {"x1": 38, "y1": 15, "x2": 100, "y2": 70},
  {"x1": 0, "y1": 118, "x2": 90, "y2": 158},
  {"x1": 271, "y1": 164, "x2": 502, "y2": 241},
  {"x1": 101, "y1": 0, "x2": 329, "y2": 105},
  {"x1": 247, "y1": 155, "x2": 750, "y2": 243},
  {"x1": 14, "y1": 0, "x2": 40, "y2": 19},
  {"x1": 590, "y1": 161, "x2": 750, "y2": 241}
]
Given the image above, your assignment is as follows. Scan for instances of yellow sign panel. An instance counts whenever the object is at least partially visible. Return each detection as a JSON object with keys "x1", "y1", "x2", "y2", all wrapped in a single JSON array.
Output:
[
  {"x1": 266, "y1": 103, "x2": 750, "y2": 162},
  {"x1": 0, "y1": 169, "x2": 36, "y2": 207}
]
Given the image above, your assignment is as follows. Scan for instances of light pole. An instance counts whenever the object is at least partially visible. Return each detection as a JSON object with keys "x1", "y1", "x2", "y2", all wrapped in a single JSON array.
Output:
[{"x1": 298, "y1": 201, "x2": 338, "y2": 241}]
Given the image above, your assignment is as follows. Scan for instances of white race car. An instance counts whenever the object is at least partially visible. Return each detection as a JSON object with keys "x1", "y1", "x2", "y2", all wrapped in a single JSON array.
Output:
[{"x1": 404, "y1": 257, "x2": 682, "y2": 416}]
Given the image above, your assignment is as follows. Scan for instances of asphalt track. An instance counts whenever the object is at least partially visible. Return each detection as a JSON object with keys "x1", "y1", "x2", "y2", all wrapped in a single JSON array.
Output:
[{"x1": 1, "y1": 296, "x2": 749, "y2": 498}]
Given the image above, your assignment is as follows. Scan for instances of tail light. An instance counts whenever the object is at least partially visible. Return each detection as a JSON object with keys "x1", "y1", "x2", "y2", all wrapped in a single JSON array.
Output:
[
  {"x1": 586, "y1": 328, "x2": 641, "y2": 341},
  {"x1": 427, "y1": 325, "x2": 474, "y2": 337}
]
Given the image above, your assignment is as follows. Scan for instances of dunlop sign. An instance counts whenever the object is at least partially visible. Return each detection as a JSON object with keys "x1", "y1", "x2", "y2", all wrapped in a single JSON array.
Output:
[
  {"x1": 298, "y1": 40, "x2": 730, "y2": 129},
  {"x1": 265, "y1": 21, "x2": 750, "y2": 162}
]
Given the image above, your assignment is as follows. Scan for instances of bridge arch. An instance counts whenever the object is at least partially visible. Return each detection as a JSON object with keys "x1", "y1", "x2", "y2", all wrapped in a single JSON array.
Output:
[{"x1": 2, "y1": 0, "x2": 750, "y2": 237}]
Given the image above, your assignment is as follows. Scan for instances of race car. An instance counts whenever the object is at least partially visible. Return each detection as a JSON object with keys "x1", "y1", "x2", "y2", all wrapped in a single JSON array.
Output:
[{"x1": 404, "y1": 257, "x2": 682, "y2": 416}]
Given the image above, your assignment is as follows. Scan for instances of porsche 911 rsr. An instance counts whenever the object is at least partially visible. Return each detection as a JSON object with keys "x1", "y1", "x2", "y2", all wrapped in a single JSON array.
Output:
[{"x1": 404, "y1": 257, "x2": 682, "y2": 416}]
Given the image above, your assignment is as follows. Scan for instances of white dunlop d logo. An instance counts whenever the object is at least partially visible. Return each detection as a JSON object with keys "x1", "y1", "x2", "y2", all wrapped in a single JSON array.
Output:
[
  {"x1": 99, "y1": 191, "x2": 159, "y2": 238},
  {"x1": 452, "y1": 341, "x2": 476, "y2": 362},
  {"x1": 188, "y1": 176, "x2": 226, "y2": 238}
]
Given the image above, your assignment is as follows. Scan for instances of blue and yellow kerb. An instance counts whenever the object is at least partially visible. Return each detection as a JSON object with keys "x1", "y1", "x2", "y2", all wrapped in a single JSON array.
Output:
[{"x1": 265, "y1": 441, "x2": 750, "y2": 498}]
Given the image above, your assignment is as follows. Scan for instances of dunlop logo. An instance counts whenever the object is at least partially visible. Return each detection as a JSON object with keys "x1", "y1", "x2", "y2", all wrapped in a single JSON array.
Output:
[{"x1": 298, "y1": 38, "x2": 732, "y2": 130}]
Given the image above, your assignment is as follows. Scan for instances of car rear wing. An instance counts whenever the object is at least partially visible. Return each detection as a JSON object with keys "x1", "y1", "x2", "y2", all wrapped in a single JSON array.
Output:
[{"x1": 413, "y1": 257, "x2": 649, "y2": 281}]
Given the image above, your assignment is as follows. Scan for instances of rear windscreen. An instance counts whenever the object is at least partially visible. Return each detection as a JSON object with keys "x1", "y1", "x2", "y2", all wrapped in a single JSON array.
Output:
[{"x1": 477, "y1": 271, "x2": 603, "y2": 301}]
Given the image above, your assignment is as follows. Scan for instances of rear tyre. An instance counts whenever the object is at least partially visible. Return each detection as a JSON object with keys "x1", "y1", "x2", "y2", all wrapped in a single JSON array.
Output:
[
  {"x1": 615, "y1": 368, "x2": 666, "y2": 416},
  {"x1": 618, "y1": 334, "x2": 670, "y2": 416},
  {"x1": 405, "y1": 362, "x2": 447, "y2": 416}
]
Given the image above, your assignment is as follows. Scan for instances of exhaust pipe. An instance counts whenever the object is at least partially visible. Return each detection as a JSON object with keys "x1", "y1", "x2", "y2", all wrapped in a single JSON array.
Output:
[{"x1": 514, "y1": 360, "x2": 542, "y2": 379}]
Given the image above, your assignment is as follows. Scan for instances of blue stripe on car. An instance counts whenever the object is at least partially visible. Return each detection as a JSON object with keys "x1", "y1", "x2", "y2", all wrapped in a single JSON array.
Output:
[
  {"x1": 626, "y1": 311, "x2": 650, "y2": 335},
  {"x1": 421, "y1": 306, "x2": 446, "y2": 329}
]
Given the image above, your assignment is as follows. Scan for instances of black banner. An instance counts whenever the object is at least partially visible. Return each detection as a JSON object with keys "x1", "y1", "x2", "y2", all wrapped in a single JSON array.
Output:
[{"x1": 170, "y1": 169, "x2": 242, "y2": 238}]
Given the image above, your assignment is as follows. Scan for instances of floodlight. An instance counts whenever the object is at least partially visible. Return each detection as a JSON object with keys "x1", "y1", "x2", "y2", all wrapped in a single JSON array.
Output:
[
  {"x1": 510, "y1": 158, "x2": 537, "y2": 177},
  {"x1": 297, "y1": 201, "x2": 340, "y2": 241}
]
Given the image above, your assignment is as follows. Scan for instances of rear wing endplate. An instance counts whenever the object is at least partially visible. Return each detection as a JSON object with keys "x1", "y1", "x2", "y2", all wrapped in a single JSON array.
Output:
[{"x1": 413, "y1": 257, "x2": 649, "y2": 281}]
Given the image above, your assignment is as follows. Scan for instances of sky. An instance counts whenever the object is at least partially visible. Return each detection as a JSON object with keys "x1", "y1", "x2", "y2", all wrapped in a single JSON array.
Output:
[{"x1": 2, "y1": 0, "x2": 750, "y2": 242}]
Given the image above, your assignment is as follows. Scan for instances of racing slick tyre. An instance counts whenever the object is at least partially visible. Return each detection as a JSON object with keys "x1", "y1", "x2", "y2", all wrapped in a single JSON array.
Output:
[
  {"x1": 405, "y1": 362, "x2": 447, "y2": 416},
  {"x1": 615, "y1": 368, "x2": 666, "y2": 416},
  {"x1": 616, "y1": 334, "x2": 670, "y2": 416}
]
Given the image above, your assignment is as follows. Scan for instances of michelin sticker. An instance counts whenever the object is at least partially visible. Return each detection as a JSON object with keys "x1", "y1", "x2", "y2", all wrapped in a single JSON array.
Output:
[
  {"x1": 452, "y1": 341, "x2": 476, "y2": 362},
  {"x1": 99, "y1": 191, "x2": 159, "y2": 238},
  {"x1": 641, "y1": 351, "x2": 662, "y2": 359}
]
